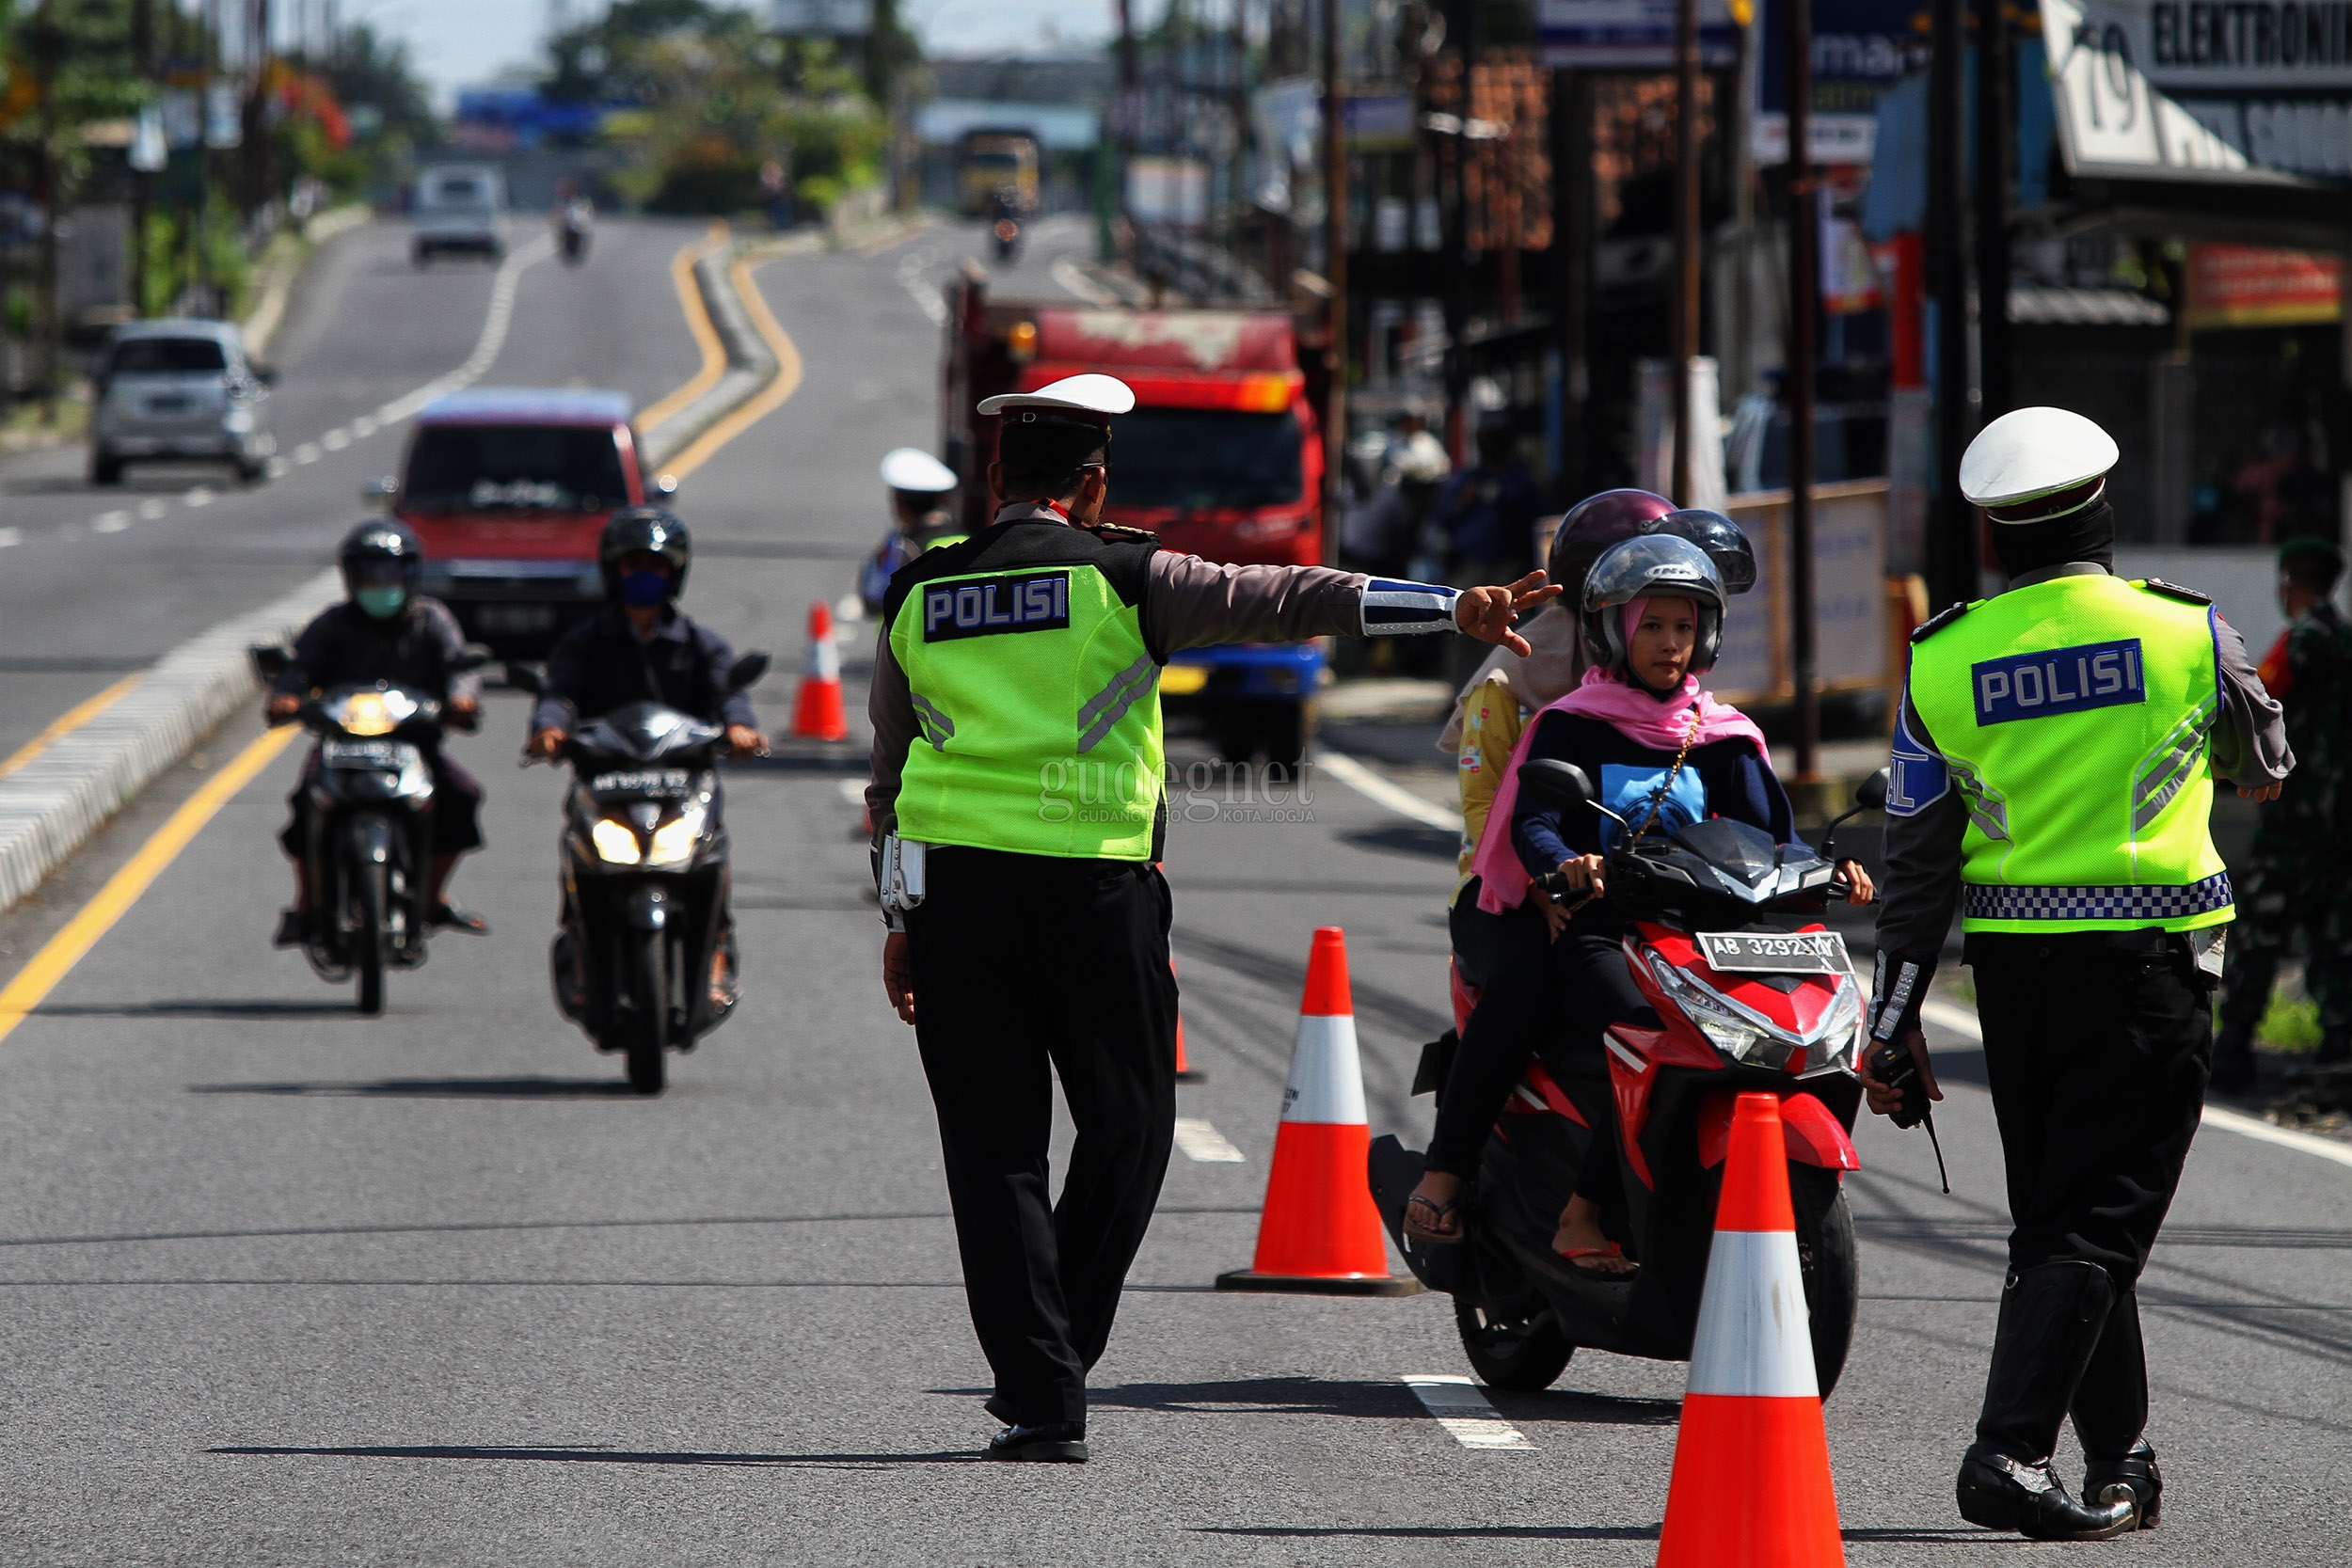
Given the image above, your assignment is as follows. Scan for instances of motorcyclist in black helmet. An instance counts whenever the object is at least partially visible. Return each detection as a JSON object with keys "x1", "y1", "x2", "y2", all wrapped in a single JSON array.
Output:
[
  {"x1": 527, "y1": 509, "x2": 767, "y2": 1005},
  {"x1": 268, "y1": 519, "x2": 487, "y2": 944}
]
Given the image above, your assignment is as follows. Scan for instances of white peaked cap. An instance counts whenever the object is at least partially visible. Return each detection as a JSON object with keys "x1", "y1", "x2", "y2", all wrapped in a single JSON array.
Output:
[
  {"x1": 1960, "y1": 406, "x2": 2121, "y2": 517},
  {"x1": 977, "y1": 372, "x2": 1136, "y2": 418},
  {"x1": 879, "y1": 447, "x2": 958, "y2": 493}
]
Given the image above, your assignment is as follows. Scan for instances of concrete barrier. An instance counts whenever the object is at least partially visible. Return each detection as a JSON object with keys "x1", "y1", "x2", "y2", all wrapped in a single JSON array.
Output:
[
  {"x1": 0, "y1": 570, "x2": 341, "y2": 913},
  {"x1": 637, "y1": 240, "x2": 797, "y2": 471}
]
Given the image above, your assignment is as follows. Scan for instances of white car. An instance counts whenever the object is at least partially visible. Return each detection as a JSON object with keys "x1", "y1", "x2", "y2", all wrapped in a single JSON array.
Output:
[
  {"x1": 87, "y1": 319, "x2": 276, "y2": 485},
  {"x1": 411, "y1": 165, "x2": 508, "y2": 265}
]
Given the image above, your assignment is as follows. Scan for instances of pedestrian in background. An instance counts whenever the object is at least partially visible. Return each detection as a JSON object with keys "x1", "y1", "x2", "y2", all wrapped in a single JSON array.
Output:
[
  {"x1": 2213, "y1": 535, "x2": 2352, "y2": 1089},
  {"x1": 1864, "y1": 408, "x2": 2288, "y2": 1540},
  {"x1": 1433, "y1": 414, "x2": 1544, "y2": 587}
]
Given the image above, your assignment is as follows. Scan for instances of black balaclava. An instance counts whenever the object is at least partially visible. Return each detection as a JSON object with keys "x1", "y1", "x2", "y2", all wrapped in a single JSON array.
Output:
[{"x1": 1992, "y1": 500, "x2": 2116, "y2": 581}]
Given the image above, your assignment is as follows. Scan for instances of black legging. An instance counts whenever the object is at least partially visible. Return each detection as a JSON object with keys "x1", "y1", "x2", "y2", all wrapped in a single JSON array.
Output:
[{"x1": 1426, "y1": 931, "x2": 1656, "y2": 1211}]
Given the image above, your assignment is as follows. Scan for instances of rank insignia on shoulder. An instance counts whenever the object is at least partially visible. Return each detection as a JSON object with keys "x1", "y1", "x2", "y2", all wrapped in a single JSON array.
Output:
[
  {"x1": 1090, "y1": 523, "x2": 1161, "y2": 546},
  {"x1": 2137, "y1": 578, "x2": 2213, "y2": 606},
  {"x1": 1910, "y1": 601, "x2": 1974, "y2": 643}
]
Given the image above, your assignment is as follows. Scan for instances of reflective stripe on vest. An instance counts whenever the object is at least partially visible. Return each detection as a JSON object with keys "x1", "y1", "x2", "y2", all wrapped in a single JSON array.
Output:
[
  {"x1": 888, "y1": 560, "x2": 1164, "y2": 860},
  {"x1": 1908, "y1": 574, "x2": 2233, "y2": 933}
]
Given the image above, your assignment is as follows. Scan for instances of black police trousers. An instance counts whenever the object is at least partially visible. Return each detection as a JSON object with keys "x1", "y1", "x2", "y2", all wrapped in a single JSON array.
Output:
[{"x1": 903, "y1": 847, "x2": 1179, "y2": 1430}]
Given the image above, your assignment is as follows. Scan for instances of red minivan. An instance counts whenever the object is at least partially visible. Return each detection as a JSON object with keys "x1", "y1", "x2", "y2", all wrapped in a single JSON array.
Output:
[{"x1": 388, "y1": 388, "x2": 672, "y2": 653}]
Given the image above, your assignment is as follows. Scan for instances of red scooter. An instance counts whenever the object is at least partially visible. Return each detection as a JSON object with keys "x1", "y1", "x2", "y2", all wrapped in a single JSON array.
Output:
[{"x1": 1370, "y1": 762, "x2": 1887, "y2": 1395}]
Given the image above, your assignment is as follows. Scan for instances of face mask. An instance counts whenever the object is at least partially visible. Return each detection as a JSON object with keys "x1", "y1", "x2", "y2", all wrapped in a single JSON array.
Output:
[
  {"x1": 619, "y1": 569, "x2": 671, "y2": 608},
  {"x1": 355, "y1": 585, "x2": 407, "y2": 620}
]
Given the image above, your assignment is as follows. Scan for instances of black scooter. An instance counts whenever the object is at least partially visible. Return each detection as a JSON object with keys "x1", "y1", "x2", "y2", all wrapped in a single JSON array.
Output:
[
  {"x1": 251, "y1": 644, "x2": 487, "y2": 1015},
  {"x1": 508, "y1": 656, "x2": 766, "y2": 1094}
]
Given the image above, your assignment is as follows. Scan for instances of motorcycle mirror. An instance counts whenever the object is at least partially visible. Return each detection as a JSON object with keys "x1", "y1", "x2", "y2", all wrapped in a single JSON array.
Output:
[
  {"x1": 726, "y1": 651, "x2": 771, "y2": 691},
  {"x1": 248, "y1": 643, "x2": 291, "y2": 681},
  {"x1": 651, "y1": 472, "x2": 679, "y2": 498},
  {"x1": 1854, "y1": 767, "x2": 1890, "y2": 812},
  {"x1": 1517, "y1": 758, "x2": 1595, "y2": 811},
  {"x1": 359, "y1": 475, "x2": 397, "y2": 508},
  {"x1": 502, "y1": 660, "x2": 548, "y2": 695},
  {"x1": 254, "y1": 364, "x2": 279, "y2": 387},
  {"x1": 452, "y1": 642, "x2": 493, "y2": 673}
]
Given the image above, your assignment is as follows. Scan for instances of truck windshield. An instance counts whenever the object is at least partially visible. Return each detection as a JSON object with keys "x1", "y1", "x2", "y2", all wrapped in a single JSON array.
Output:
[
  {"x1": 1107, "y1": 409, "x2": 1303, "y2": 511},
  {"x1": 404, "y1": 424, "x2": 628, "y2": 514}
]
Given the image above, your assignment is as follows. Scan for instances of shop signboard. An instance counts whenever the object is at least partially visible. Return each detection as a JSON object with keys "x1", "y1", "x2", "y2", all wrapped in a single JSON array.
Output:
[
  {"x1": 1539, "y1": 0, "x2": 1742, "y2": 68},
  {"x1": 2186, "y1": 243, "x2": 2344, "y2": 325},
  {"x1": 1756, "y1": 0, "x2": 1933, "y2": 165},
  {"x1": 2042, "y1": 0, "x2": 2352, "y2": 183}
]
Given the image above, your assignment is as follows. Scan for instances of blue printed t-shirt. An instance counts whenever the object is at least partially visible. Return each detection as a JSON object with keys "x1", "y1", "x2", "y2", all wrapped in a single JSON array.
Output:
[{"x1": 1511, "y1": 710, "x2": 1796, "y2": 941}]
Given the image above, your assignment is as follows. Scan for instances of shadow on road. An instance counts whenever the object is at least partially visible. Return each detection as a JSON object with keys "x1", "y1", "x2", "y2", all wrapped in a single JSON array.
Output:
[
  {"x1": 1200, "y1": 1524, "x2": 1661, "y2": 1542},
  {"x1": 1484, "y1": 1388, "x2": 1680, "y2": 1427},
  {"x1": 1336, "y1": 823, "x2": 1457, "y2": 860},
  {"x1": 211, "y1": 1442, "x2": 975, "y2": 1469},
  {"x1": 188, "y1": 1076, "x2": 641, "y2": 1099},
  {"x1": 1087, "y1": 1376, "x2": 1420, "y2": 1419},
  {"x1": 40, "y1": 1000, "x2": 358, "y2": 1021}
]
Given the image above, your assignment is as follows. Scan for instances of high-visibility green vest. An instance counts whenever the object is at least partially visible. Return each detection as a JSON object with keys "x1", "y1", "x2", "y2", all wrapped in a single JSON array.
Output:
[
  {"x1": 884, "y1": 520, "x2": 1165, "y2": 861},
  {"x1": 1908, "y1": 572, "x2": 2232, "y2": 933}
]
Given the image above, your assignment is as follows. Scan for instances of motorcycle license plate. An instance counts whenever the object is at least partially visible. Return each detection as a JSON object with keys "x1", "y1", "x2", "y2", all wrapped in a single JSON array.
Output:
[
  {"x1": 323, "y1": 738, "x2": 401, "y2": 768},
  {"x1": 1698, "y1": 930, "x2": 1849, "y2": 974}
]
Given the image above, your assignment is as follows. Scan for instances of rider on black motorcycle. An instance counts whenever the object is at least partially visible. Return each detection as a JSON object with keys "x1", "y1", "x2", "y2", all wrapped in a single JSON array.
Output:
[
  {"x1": 1403, "y1": 531, "x2": 1873, "y2": 1275},
  {"x1": 526, "y1": 509, "x2": 768, "y2": 1002},
  {"x1": 269, "y1": 519, "x2": 486, "y2": 944}
]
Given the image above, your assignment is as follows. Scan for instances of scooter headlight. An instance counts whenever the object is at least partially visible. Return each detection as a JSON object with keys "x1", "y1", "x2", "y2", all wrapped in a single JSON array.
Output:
[
  {"x1": 644, "y1": 805, "x2": 706, "y2": 867},
  {"x1": 1649, "y1": 954, "x2": 1794, "y2": 1069},
  {"x1": 591, "y1": 817, "x2": 642, "y2": 864},
  {"x1": 1803, "y1": 980, "x2": 1865, "y2": 1074}
]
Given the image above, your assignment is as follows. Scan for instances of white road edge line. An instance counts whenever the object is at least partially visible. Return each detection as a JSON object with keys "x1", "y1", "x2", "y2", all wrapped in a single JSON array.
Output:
[
  {"x1": 1172, "y1": 1117, "x2": 1246, "y2": 1163},
  {"x1": 834, "y1": 777, "x2": 866, "y2": 807},
  {"x1": 1316, "y1": 747, "x2": 1460, "y2": 834},
  {"x1": 1400, "y1": 1374, "x2": 1536, "y2": 1450},
  {"x1": 0, "y1": 528, "x2": 21, "y2": 548},
  {"x1": 1920, "y1": 998, "x2": 2352, "y2": 1172}
]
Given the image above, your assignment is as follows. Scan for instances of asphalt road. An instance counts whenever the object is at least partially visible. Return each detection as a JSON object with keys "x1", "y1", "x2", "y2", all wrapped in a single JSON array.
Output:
[{"x1": 0, "y1": 214, "x2": 2346, "y2": 1566}]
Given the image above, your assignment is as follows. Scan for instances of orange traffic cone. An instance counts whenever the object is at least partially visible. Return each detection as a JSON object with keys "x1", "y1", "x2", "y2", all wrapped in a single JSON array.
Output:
[
  {"x1": 1171, "y1": 949, "x2": 1205, "y2": 1084},
  {"x1": 791, "y1": 600, "x2": 849, "y2": 741},
  {"x1": 1216, "y1": 927, "x2": 1418, "y2": 1296},
  {"x1": 1656, "y1": 1092, "x2": 1846, "y2": 1568}
]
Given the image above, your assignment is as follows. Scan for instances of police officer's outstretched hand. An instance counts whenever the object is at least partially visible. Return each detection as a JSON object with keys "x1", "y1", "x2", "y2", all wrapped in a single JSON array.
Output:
[
  {"x1": 1455, "y1": 571, "x2": 1565, "y2": 656},
  {"x1": 882, "y1": 931, "x2": 916, "y2": 1024},
  {"x1": 1858, "y1": 1025, "x2": 1943, "y2": 1118}
]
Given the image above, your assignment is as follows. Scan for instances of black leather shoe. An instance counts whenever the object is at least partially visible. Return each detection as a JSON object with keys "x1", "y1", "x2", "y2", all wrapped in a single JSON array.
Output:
[
  {"x1": 2083, "y1": 1441, "x2": 2162, "y2": 1529},
  {"x1": 1958, "y1": 1445, "x2": 2137, "y2": 1540},
  {"x1": 984, "y1": 1421, "x2": 1089, "y2": 1463},
  {"x1": 273, "y1": 909, "x2": 311, "y2": 948}
]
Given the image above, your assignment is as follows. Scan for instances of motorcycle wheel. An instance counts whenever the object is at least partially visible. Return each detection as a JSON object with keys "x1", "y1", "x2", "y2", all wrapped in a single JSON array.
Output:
[
  {"x1": 626, "y1": 930, "x2": 667, "y2": 1096},
  {"x1": 1792, "y1": 1177, "x2": 1860, "y2": 1399},
  {"x1": 1454, "y1": 1299, "x2": 1574, "y2": 1391},
  {"x1": 353, "y1": 860, "x2": 387, "y2": 1017}
]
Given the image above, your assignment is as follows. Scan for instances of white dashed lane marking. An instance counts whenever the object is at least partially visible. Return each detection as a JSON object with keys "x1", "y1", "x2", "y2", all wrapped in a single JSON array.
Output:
[
  {"x1": 0, "y1": 528, "x2": 21, "y2": 547},
  {"x1": 321, "y1": 428, "x2": 351, "y2": 451},
  {"x1": 137, "y1": 499, "x2": 167, "y2": 519},
  {"x1": 293, "y1": 442, "x2": 321, "y2": 465},
  {"x1": 92, "y1": 512, "x2": 130, "y2": 533},
  {"x1": 1401, "y1": 1375, "x2": 1537, "y2": 1450},
  {"x1": 1172, "y1": 1118, "x2": 1246, "y2": 1163},
  {"x1": 183, "y1": 487, "x2": 215, "y2": 508},
  {"x1": 352, "y1": 415, "x2": 379, "y2": 437}
]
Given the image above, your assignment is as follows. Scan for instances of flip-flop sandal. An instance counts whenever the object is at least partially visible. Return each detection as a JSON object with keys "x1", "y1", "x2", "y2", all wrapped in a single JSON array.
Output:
[
  {"x1": 1558, "y1": 1243, "x2": 1638, "y2": 1280},
  {"x1": 1402, "y1": 1195, "x2": 1466, "y2": 1245}
]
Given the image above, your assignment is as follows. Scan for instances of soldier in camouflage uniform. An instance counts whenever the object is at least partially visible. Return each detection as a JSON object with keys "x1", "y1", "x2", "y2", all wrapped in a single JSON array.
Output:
[{"x1": 2214, "y1": 536, "x2": 2352, "y2": 1091}]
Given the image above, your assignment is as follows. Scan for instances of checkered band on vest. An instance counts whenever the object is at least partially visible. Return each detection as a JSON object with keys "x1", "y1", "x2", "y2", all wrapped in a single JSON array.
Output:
[{"x1": 1962, "y1": 872, "x2": 2233, "y2": 924}]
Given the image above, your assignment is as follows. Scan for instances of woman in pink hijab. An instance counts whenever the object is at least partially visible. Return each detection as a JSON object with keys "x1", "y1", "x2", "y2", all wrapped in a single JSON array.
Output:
[{"x1": 1404, "y1": 534, "x2": 1873, "y2": 1275}]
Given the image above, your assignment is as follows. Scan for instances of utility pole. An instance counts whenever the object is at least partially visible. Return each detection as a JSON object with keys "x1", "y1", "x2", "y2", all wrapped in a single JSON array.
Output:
[
  {"x1": 1320, "y1": 0, "x2": 1346, "y2": 565},
  {"x1": 1785, "y1": 0, "x2": 1820, "y2": 780},
  {"x1": 1550, "y1": 68, "x2": 1591, "y2": 503},
  {"x1": 1114, "y1": 0, "x2": 1137, "y2": 262},
  {"x1": 1975, "y1": 0, "x2": 2012, "y2": 424},
  {"x1": 133, "y1": 0, "x2": 155, "y2": 319},
  {"x1": 1926, "y1": 0, "x2": 1975, "y2": 609},
  {"x1": 1671, "y1": 0, "x2": 1702, "y2": 505}
]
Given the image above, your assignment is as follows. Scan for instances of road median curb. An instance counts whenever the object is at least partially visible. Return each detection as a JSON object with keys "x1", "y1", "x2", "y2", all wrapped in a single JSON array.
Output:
[
  {"x1": 0, "y1": 571, "x2": 341, "y2": 913},
  {"x1": 640, "y1": 237, "x2": 807, "y2": 471}
]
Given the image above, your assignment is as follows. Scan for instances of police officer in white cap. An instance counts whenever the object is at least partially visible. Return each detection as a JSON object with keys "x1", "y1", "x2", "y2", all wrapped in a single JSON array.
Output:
[
  {"x1": 858, "y1": 448, "x2": 968, "y2": 615},
  {"x1": 1863, "y1": 406, "x2": 2289, "y2": 1538},
  {"x1": 866, "y1": 372, "x2": 1558, "y2": 1463}
]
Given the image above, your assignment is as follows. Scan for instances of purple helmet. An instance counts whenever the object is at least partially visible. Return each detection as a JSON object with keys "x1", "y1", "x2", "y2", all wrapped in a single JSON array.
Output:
[{"x1": 1545, "y1": 489, "x2": 1676, "y2": 604}]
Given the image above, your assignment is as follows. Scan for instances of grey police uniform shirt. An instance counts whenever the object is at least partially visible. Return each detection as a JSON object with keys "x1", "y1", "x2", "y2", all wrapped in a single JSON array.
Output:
[
  {"x1": 1873, "y1": 562, "x2": 2293, "y2": 959},
  {"x1": 866, "y1": 501, "x2": 1458, "y2": 840}
]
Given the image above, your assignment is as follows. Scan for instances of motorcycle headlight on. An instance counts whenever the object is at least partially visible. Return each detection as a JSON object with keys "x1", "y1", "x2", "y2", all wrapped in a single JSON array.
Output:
[
  {"x1": 1647, "y1": 954, "x2": 1794, "y2": 1069},
  {"x1": 326, "y1": 689, "x2": 420, "y2": 736},
  {"x1": 590, "y1": 817, "x2": 642, "y2": 864},
  {"x1": 644, "y1": 804, "x2": 707, "y2": 867}
]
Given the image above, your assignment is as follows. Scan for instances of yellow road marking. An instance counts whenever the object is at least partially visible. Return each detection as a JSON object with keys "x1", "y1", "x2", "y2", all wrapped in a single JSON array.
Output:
[
  {"x1": 632, "y1": 221, "x2": 732, "y2": 436},
  {"x1": 659, "y1": 249, "x2": 804, "y2": 480},
  {"x1": 0, "y1": 723, "x2": 297, "y2": 1046},
  {"x1": 0, "y1": 673, "x2": 142, "y2": 782}
]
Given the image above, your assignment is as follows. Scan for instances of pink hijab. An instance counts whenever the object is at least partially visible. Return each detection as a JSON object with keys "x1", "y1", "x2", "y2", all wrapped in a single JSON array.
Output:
[{"x1": 1470, "y1": 600, "x2": 1768, "y2": 914}]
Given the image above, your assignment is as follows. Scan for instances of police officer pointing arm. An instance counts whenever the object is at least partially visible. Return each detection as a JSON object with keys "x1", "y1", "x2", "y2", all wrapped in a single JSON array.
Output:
[
  {"x1": 864, "y1": 374, "x2": 1556, "y2": 1464},
  {"x1": 1863, "y1": 408, "x2": 2289, "y2": 1541}
]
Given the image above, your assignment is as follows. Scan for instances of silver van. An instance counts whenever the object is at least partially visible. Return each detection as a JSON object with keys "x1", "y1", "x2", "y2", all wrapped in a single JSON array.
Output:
[
  {"x1": 88, "y1": 319, "x2": 277, "y2": 485},
  {"x1": 411, "y1": 165, "x2": 508, "y2": 265}
]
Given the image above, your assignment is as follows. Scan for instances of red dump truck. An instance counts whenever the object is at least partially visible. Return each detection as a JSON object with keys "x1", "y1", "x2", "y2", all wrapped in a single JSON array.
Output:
[{"x1": 942, "y1": 271, "x2": 1327, "y2": 763}]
